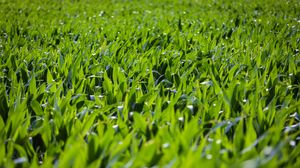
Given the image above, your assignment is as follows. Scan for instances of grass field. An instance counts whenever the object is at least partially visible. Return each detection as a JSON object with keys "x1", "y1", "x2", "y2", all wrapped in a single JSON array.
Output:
[{"x1": 0, "y1": 0, "x2": 300, "y2": 167}]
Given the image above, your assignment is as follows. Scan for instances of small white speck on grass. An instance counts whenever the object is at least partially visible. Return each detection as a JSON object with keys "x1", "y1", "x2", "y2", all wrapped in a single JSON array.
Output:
[
  {"x1": 129, "y1": 112, "x2": 134, "y2": 118},
  {"x1": 290, "y1": 112, "x2": 300, "y2": 121},
  {"x1": 14, "y1": 157, "x2": 27, "y2": 164},
  {"x1": 94, "y1": 105, "x2": 101, "y2": 109},
  {"x1": 112, "y1": 125, "x2": 119, "y2": 132},
  {"x1": 98, "y1": 11, "x2": 104, "y2": 17},
  {"x1": 290, "y1": 112, "x2": 297, "y2": 117},
  {"x1": 89, "y1": 95, "x2": 95, "y2": 101},
  {"x1": 170, "y1": 89, "x2": 177, "y2": 93},
  {"x1": 29, "y1": 137, "x2": 33, "y2": 144},
  {"x1": 263, "y1": 107, "x2": 269, "y2": 111},
  {"x1": 110, "y1": 116, "x2": 117, "y2": 120},
  {"x1": 178, "y1": 117, "x2": 184, "y2": 122},
  {"x1": 187, "y1": 105, "x2": 193, "y2": 111},
  {"x1": 117, "y1": 105, "x2": 124, "y2": 111},
  {"x1": 163, "y1": 143, "x2": 170, "y2": 148},
  {"x1": 289, "y1": 140, "x2": 296, "y2": 147},
  {"x1": 41, "y1": 103, "x2": 48, "y2": 108},
  {"x1": 206, "y1": 154, "x2": 212, "y2": 160},
  {"x1": 200, "y1": 80, "x2": 213, "y2": 86}
]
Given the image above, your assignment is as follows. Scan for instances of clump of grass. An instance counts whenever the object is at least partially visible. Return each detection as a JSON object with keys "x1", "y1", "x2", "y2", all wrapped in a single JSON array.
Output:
[{"x1": 0, "y1": 0, "x2": 299, "y2": 167}]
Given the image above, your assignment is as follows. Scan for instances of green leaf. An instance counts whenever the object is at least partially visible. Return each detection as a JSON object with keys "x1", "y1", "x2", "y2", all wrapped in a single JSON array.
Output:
[{"x1": 30, "y1": 100, "x2": 43, "y2": 116}]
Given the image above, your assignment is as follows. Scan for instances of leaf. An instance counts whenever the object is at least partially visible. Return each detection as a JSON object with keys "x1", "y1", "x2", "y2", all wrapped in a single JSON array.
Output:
[
  {"x1": 29, "y1": 75, "x2": 37, "y2": 96},
  {"x1": 30, "y1": 100, "x2": 43, "y2": 116}
]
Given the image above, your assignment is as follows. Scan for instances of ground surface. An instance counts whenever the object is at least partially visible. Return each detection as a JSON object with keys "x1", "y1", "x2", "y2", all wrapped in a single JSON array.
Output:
[{"x1": 0, "y1": 0, "x2": 300, "y2": 167}]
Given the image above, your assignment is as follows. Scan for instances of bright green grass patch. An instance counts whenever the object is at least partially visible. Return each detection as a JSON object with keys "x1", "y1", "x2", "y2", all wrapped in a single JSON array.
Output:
[{"x1": 0, "y1": 0, "x2": 300, "y2": 167}]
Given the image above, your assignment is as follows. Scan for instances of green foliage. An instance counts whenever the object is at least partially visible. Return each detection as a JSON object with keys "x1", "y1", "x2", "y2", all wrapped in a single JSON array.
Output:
[{"x1": 0, "y1": 0, "x2": 299, "y2": 167}]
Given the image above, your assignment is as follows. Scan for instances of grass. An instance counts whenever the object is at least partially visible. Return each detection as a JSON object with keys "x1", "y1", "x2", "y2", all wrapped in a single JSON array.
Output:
[{"x1": 0, "y1": 0, "x2": 299, "y2": 167}]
